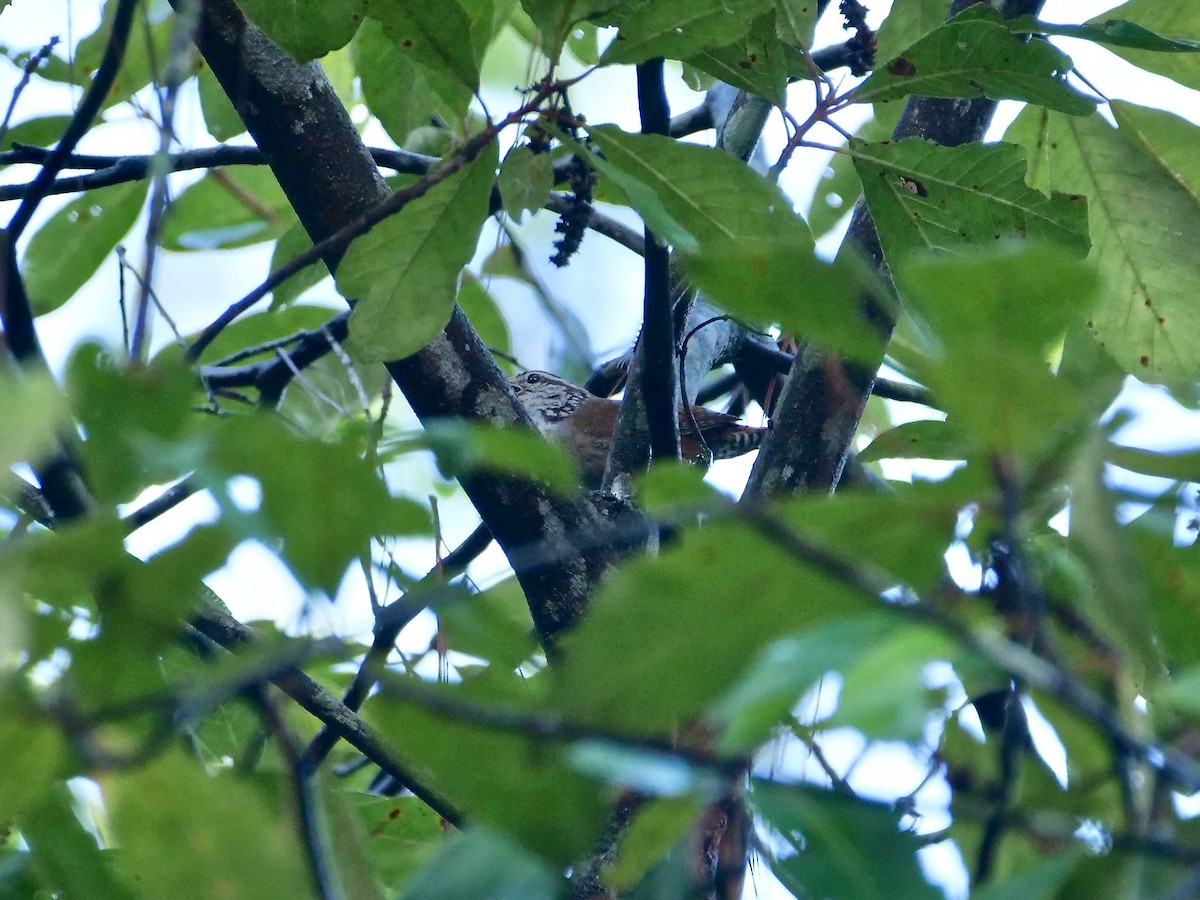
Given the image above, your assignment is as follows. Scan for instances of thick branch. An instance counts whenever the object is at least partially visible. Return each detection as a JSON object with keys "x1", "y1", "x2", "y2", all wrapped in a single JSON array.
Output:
[
  {"x1": 176, "y1": 0, "x2": 615, "y2": 648},
  {"x1": 743, "y1": 0, "x2": 1049, "y2": 501}
]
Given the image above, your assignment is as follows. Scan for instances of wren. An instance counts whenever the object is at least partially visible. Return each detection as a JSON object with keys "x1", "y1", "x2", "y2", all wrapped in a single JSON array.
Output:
[{"x1": 509, "y1": 370, "x2": 767, "y2": 481}]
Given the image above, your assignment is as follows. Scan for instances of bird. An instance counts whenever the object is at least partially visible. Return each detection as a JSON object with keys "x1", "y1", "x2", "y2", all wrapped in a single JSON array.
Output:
[{"x1": 508, "y1": 370, "x2": 768, "y2": 481}]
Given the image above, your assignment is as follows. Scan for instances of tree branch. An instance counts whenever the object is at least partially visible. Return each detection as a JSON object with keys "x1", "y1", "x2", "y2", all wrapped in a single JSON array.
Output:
[
  {"x1": 174, "y1": 0, "x2": 616, "y2": 650},
  {"x1": 743, "y1": 0, "x2": 1049, "y2": 501}
]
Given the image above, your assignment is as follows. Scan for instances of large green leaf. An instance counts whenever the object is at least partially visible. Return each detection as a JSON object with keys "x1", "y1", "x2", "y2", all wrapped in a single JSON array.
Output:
[
  {"x1": 599, "y1": 0, "x2": 768, "y2": 66},
  {"x1": 752, "y1": 781, "x2": 940, "y2": 900},
  {"x1": 859, "y1": 418, "x2": 971, "y2": 463},
  {"x1": 108, "y1": 751, "x2": 311, "y2": 898},
  {"x1": 197, "y1": 63, "x2": 245, "y2": 141},
  {"x1": 1, "y1": 114, "x2": 72, "y2": 150},
  {"x1": 238, "y1": 0, "x2": 366, "y2": 61},
  {"x1": 267, "y1": 220, "x2": 328, "y2": 309},
  {"x1": 585, "y1": 126, "x2": 884, "y2": 360},
  {"x1": 873, "y1": 0, "x2": 950, "y2": 65},
  {"x1": 204, "y1": 416, "x2": 431, "y2": 593},
  {"x1": 353, "y1": 18, "x2": 468, "y2": 145},
  {"x1": 344, "y1": 793, "x2": 442, "y2": 888},
  {"x1": 1006, "y1": 106, "x2": 1200, "y2": 381},
  {"x1": 855, "y1": 5, "x2": 1095, "y2": 115},
  {"x1": 895, "y1": 245, "x2": 1098, "y2": 460},
  {"x1": 552, "y1": 516, "x2": 872, "y2": 734},
  {"x1": 850, "y1": 137, "x2": 1090, "y2": 266},
  {"x1": 162, "y1": 166, "x2": 295, "y2": 250},
  {"x1": 682, "y1": 12, "x2": 789, "y2": 105},
  {"x1": 340, "y1": 143, "x2": 497, "y2": 362},
  {"x1": 400, "y1": 828, "x2": 563, "y2": 900},
  {"x1": 75, "y1": 4, "x2": 189, "y2": 111},
  {"x1": 21, "y1": 180, "x2": 147, "y2": 314},
  {"x1": 520, "y1": 0, "x2": 621, "y2": 60},
  {"x1": 1011, "y1": 16, "x2": 1200, "y2": 53},
  {"x1": 19, "y1": 786, "x2": 134, "y2": 900},
  {"x1": 0, "y1": 371, "x2": 68, "y2": 473},
  {"x1": 66, "y1": 345, "x2": 198, "y2": 503},
  {"x1": 365, "y1": 671, "x2": 610, "y2": 864},
  {"x1": 1091, "y1": 2, "x2": 1200, "y2": 92},
  {"x1": 367, "y1": 0, "x2": 482, "y2": 99}
]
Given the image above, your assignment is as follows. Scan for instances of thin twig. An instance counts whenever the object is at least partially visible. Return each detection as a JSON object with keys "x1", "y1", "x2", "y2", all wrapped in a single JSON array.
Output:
[
  {"x1": 183, "y1": 80, "x2": 562, "y2": 364},
  {"x1": 0, "y1": 37, "x2": 60, "y2": 150},
  {"x1": 7, "y1": 0, "x2": 139, "y2": 240}
]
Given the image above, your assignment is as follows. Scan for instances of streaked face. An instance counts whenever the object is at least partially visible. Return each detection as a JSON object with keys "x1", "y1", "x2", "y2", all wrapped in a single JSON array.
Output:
[{"x1": 508, "y1": 370, "x2": 589, "y2": 426}]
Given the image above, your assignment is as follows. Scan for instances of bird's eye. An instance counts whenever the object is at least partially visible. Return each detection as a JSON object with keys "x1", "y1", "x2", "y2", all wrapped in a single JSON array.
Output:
[{"x1": 527, "y1": 373, "x2": 541, "y2": 384}]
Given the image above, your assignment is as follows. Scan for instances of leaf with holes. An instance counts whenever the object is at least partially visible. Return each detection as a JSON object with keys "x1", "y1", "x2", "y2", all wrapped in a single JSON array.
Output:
[
  {"x1": 1006, "y1": 105, "x2": 1200, "y2": 380},
  {"x1": 1087, "y1": 1, "x2": 1200, "y2": 91},
  {"x1": 599, "y1": 0, "x2": 767, "y2": 66},
  {"x1": 855, "y1": 5, "x2": 1095, "y2": 115},
  {"x1": 21, "y1": 181, "x2": 147, "y2": 314},
  {"x1": 850, "y1": 137, "x2": 1089, "y2": 267},
  {"x1": 239, "y1": 0, "x2": 367, "y2": 61}
]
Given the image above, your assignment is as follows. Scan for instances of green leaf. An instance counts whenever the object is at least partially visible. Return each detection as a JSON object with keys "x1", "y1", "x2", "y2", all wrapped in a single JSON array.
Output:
[
  {"x1": 76, "y1": 5, "x2": 190, "y2": 111},
  {"x1": 774, "y1": 0, "x2": 818, "y2": 49},
  {"x1": 805, "y1": 113, "x2": 891, "y2": 239},
  {"x1": 850, "y1": 137, "x2": 1090, "y2": 266},
  {"x1": 268, "y1": 220, "x2": 328, "y2": 309},
  {"x1": 196, "y1": 62, "x2": 245, "y2": 140},
  {"x1": 586, "y1": 126, "x2": 882, "y2": 359},
  {"x1": 683, "y1": 12, "x2": 789, "y2": 105},
  {"x1": 855, "y1": 5, "x2": 1095, "y2": 115},
  {"x1": 520, "y1": 0, "x2": 622, "y2": 60},
  {"x1": 206, "y1": 417, "x2": 431, "y2": 593},
  {"x1": 353, "y1": 17, "x2": 471, "y2": 140},
  {"x1": 367, "y1": 0, "x2": 482, "y2": 98},
  {"x1": 1011, "y1": 16, "x2": 1200, "y2": 53},
  {"x1": 238, "y1": 0, "x2": 366, "y2": 61},
  {"x1": 0, "y1": 371, "x2": 68, "y2": 473},
  {"x1": 184, "y1": 302, "x2": 339, "y2": 365},
  {"x1": 67, "y1": 346, "x2": 198, "y2": 503},
  {"x1": 606, "y1": 797, "x2": 704, "y2": 892},
  {"x1": 971, "y1": 854, "x2": 1080, "y2": 900},
  {"x1": 895, "y1": 244, "x2": 1098, "y2": 459},
  {"x1": 108, "y1": 751, "x2": 311, "y2": 898},
  {"x1": 21, "y1": 180, "x2": 147, "y2": 314},
  {"x1": 1, "y1": 114, "x2": 71, "y2": 149},
  {"x1": 873, "y1": 0, "x2": 950, "y2": 65},
  {"x1": 1088, "y1": 2, "x2": 1200, "y2": 92},
  {"x1": 858, "y1": 418, "x2": 969, "y2": 462},
  {"x1": 1109, "y1": 444, "x2": 1200, "y2": 482},
  {"x1": 599, "y1": 0, "x2": 766, "y2": 66},
  {"x1": 420, "y1": 419, "x2": 581, "y2": 495},
  {"x1": 401, "y1": 828, "x2": 563, "y2": 900},
  {"x1": 1006, "y1": 105, "x2": 1200, "y2": 380},
  {"x1": 827, "y1": 623, "x2": 953, "y2": 742},
  {"x1": 553, "y1": 518, "x2": 871, "y2": 734},
  {"x1": 345, "y1": 793, "x2": 443, "y2": 888},
  {"x1": 19, "y1": 786, "x2": 134, "y2": 900},
  {"x1": 1135, "y1": 519, "x2": 1200, "y2": 670},
  {"x1": 0, "y1": 689, "x2": 66, "y2": 821},
  {"x1": 163, "y1": 166, "x2": 294, "y2": 251},
  {"x1": 710, "y1": 613, "x2": 897, "y2": 751},
  {"x1": 436, "y1": 576, "x2": 537, "y2": 671},
  {"x1": 498, "y1": 144, "x2": 554, "y2": 219},
  {"x1": 341, "y1": 144, "x2": 497, "y2": 362},
  {"x1": 366, "y1": 672, "x2": 610, "y2": 863},
  {"x1": 752, "y1": 781, "x2": 940, "y2": 900},
  {"x1": 457, "y1": 273, "x2": 511, "y2": 355}
]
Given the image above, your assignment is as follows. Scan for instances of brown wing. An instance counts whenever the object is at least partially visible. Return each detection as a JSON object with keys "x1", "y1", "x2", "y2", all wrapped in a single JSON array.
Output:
[{"x1": 677, "y1": 404, "x2": 741, "y2": 436}]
